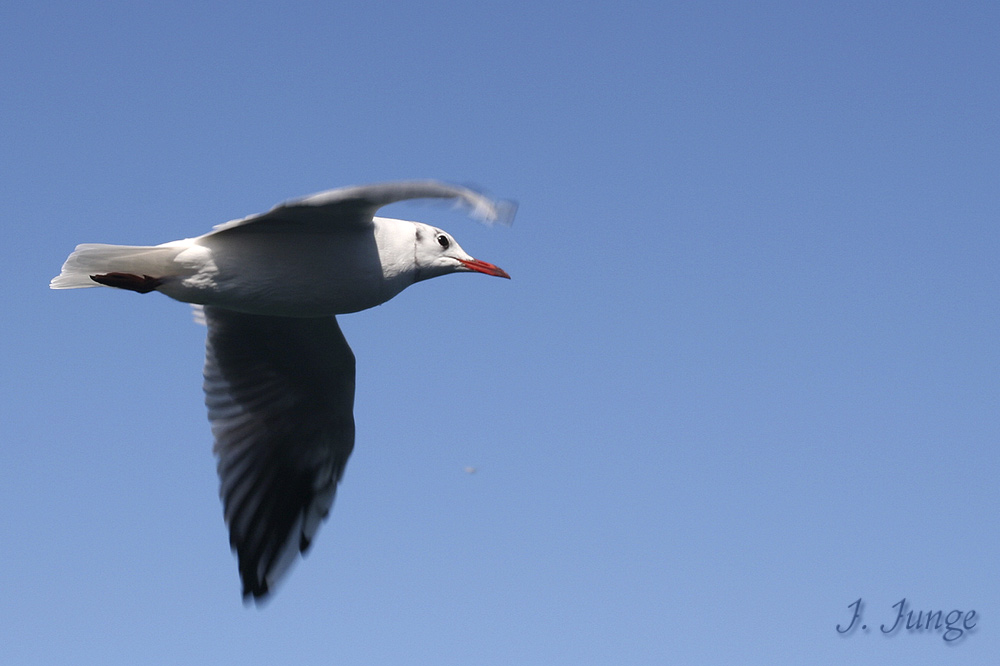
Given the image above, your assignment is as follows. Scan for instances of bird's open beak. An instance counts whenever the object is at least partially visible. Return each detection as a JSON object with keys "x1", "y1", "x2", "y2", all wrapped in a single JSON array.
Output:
[{"x1": 459, "y1": 258, "x2": 511, "y2": 279}]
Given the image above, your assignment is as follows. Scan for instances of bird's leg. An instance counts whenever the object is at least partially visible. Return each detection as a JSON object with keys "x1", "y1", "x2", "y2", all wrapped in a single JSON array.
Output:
[{"x1": 90, "y1": 272, "x2": 164, "y2": 294}]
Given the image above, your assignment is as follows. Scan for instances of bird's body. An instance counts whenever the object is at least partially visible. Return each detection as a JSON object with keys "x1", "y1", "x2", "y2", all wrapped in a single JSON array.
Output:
[
  {"x1": 50, "y1": 180, "x2": 513, "y2": 601},
  {"x1": 89, "y1": 217, "x2": 414, "y2": 316}
]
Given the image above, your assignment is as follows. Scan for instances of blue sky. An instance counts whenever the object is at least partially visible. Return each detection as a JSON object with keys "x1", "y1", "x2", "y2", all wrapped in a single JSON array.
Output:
[{"x1": 2, "y1": 1, "x2": 997, "y2": 663}]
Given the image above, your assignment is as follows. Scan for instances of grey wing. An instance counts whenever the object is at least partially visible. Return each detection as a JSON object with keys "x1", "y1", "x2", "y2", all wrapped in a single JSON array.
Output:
[
  {"x1": 209, "y1": 180, "x2": 516, "y2": 234},
  {"x1": 203, "y1": 306, "x2": 356, "y2": 601}
]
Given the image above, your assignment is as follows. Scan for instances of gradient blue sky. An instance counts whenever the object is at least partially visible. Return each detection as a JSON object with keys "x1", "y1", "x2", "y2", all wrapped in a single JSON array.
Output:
[{"x1": 2, "y1": 1, "x2": 997, "y2": 664}]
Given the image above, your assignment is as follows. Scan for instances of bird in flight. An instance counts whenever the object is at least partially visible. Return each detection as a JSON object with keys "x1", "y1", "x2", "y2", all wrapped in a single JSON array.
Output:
[{"x1": 51, "y1": 180, "x2": 514, "y2": 602}]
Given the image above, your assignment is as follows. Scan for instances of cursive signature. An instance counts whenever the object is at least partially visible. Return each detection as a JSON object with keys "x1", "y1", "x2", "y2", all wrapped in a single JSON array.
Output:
[{"x1": 837, "y1": 598, "x2": 977, "y2": 642}]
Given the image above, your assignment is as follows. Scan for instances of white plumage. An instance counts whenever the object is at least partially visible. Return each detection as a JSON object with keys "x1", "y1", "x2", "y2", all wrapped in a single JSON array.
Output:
[{"x1": 51, "y1": 180, "x2": 513, "y2": 601}]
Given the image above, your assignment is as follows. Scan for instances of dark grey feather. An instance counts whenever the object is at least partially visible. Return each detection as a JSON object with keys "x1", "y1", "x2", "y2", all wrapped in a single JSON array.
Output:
[{"x1": 203, "y1": 306, "x2": 355, "y2": 601}]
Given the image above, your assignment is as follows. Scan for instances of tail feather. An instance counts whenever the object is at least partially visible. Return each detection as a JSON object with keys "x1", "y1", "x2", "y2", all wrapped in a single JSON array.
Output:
[{"x1": 50, "y1": 243, "x2": 183, "y2": 290}]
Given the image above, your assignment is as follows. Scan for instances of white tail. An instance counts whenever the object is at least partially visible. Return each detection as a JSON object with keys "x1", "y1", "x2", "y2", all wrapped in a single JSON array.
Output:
[{"x1": 50, "y1": 243, "x2": 184, "y2": 289}]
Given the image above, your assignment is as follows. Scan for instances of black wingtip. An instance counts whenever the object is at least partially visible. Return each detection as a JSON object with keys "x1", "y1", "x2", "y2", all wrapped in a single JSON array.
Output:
[{"x1": 242, "y1": 578, "x2": 270, "y2": 605}]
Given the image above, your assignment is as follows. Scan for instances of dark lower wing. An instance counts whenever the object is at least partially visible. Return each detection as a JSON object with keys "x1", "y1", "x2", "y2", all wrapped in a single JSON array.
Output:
[{"x1": 203, "y1": 306, "x2": 356, "y2": 601}]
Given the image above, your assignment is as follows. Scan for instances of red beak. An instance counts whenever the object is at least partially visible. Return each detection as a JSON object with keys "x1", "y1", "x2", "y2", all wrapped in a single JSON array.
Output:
[{"x1": 459, "y1": 258, "x2": 511, "y2": 279}]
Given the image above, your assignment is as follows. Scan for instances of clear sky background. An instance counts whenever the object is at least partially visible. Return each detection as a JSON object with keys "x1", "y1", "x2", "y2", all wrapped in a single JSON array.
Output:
[{"x1": 2, "y1": 1, "x2": 997, "y2": 664}]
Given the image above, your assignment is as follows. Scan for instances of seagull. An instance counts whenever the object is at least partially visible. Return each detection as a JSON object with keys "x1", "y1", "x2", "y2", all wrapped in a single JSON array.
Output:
[{"x1": 50, "y1": 180, "x2": 514, "y2": 602}]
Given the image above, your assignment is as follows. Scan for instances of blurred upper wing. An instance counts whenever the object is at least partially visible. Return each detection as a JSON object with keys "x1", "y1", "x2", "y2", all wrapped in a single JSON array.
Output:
[
  {"x1": 209, "y1": 180, "x2": 516, "y2": 234},
  {"x1": 203, "y1": 306, "x2": 356, "y2": 601}
]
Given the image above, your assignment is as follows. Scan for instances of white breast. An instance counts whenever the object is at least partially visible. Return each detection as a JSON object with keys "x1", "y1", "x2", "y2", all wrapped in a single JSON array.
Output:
[{"x1": 158, "y1": 219, "x2": 419, "y2": 317}]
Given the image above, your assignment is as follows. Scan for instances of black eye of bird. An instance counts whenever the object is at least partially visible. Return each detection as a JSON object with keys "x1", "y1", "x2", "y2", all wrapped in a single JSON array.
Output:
[{"x1": 436, "y1": 234, "x2": 450, "y2": 249}]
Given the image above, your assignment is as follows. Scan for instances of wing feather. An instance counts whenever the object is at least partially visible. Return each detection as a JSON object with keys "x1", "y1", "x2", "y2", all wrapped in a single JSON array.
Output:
[
  {"x1": 209, "y1": 180, "x2": 516, "y2": 234},
  {"x1": 203, "y1": 306, "x2": 355, "y2": 601}
]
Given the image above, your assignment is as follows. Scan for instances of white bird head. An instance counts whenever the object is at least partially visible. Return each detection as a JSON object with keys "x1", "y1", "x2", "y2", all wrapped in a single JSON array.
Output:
[{"x1": 411, "y1": 222, "x2": 510, "y2": 282}]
